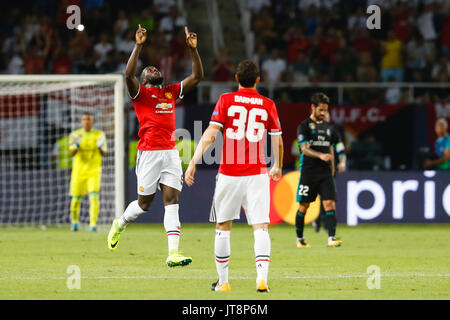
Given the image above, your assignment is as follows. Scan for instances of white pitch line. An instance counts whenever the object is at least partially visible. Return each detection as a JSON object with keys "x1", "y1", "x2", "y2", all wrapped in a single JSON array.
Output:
[{"x1": 1, "y1": 273, "x2": 449, "y2": 281}]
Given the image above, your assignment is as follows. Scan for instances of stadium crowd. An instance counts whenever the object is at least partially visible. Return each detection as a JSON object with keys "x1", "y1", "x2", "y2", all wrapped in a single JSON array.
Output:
[
  {"x1": 0, "y1": 0, "x2": 191, "y2": 83},
  {"x1": 249, "y1": 0, "x2": 450, "y2": 103}
]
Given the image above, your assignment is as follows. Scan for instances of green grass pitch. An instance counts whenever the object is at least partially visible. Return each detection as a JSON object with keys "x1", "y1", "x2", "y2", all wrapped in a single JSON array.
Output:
[{"x1": 1, "y1": 223, "x2": 449, "y2": 300}]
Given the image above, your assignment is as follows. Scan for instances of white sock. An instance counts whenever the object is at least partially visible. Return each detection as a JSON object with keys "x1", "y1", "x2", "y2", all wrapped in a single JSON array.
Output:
[
  {"x1": 164, "y1": 204, "x2": 181, "y2": 254},
  {"x1": 118, "y1": 200, "x2": 146, "y2": 229},
  {"x1": 215, "y1": 230, "x2": 230, "y2": 285},
  {"x1": 254, "y1": 228, "x2": 271, "y2": 284}
]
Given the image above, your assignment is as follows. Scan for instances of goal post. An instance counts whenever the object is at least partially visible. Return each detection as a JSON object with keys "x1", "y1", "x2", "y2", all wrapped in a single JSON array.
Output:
[{"x1": 0, "y1": 74, "x2": 125, "y2": 227}]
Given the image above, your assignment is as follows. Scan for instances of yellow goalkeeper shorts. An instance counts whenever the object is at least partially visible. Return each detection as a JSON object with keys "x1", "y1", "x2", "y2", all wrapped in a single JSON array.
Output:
[{"x1": 70, "y1": 174, "x2": 101, "y2": 197}]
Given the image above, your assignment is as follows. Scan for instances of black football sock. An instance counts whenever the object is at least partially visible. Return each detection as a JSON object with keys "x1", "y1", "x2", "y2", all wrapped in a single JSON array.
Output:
[
  {"x1": 325, "y1": 210, "x2": 336, "y2": 238},
  {"x1": 296, "y1": 211, "x2": 305, "y2": 239}
]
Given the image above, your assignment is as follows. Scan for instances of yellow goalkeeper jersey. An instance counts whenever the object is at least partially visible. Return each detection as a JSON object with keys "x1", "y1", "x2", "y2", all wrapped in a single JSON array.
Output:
[{"x1": 69, "y1": 128, "x2": 107, "y2": 176}]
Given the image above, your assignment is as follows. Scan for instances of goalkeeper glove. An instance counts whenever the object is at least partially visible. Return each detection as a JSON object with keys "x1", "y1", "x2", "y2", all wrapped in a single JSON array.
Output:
[
  {"x1": 70, "y1": 134, "x2": 82, "y2": 150},
  {"x1": 97, "y1": 135, "x2": 106, "y2": 153}
]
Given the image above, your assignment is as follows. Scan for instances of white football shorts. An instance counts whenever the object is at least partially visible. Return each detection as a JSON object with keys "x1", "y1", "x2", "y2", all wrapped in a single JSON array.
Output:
[
  {"x1": 209, "y1": 173, "x2": 270, "y2": 225},
  {"x1": 135, "y1": 149, "x2": 183, "y2": 195}
]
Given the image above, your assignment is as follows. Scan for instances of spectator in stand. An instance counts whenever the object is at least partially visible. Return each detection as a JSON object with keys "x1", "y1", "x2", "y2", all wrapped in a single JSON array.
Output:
[
  {"x1": 173, "y1": 48, "x2": 192, "y2": 82},
  {"x1": 272, "y1": 1, "x2": 298, "y2": 34},
  {"x1": 298, "y1": 0, "x2": 321, "y2": 11},
  {"x1": 246, "y1": 0, "x2": 271, "y2": 13},
  {"x1": 287, "y1": 51, "x2": 312, "y2": 83},
  {"x1": 159, "y1": 45, "x2": 176, "y2": 84},
  {"x1": 99, "y1": 50, "x2": 117, "y2": 74},
  {"x1": 153, "y1": 0, "x2": 176, "y2": 16},
  {"x1": 431, "y1": 56, "x2": 450, "y2": 82},
  {"x1": 84, "y1": 0, "x2": 104, "y2": 11},
  {"x1": 417, "y1": 2, "x2": 438, "y2": 41},
  {"x1": 331, "y1": 49, "x2": 356, "y2": 82},
  {"x1": 116, "y1": 29, "x2": 135, "y2": 55},
  {"x1": 170, "y1": 28, "x2": 188, "y2": 62},
  {"x1": 406, "y1": 31, "x2": 435, "y2": 81},
  {"x1": 284, "y1": 26, "x2": 309, "y2": 65},
  {"x1": 6, "y1": 52, "x2": 25, "y2": 74},
  {"x1": 356, "y1": 52, "x2": 378, "y2": 82},
  {"x1": 131, "y1": 7, "x2": 155, "y2": 31},
  {"x1": 52, "y1": 45, "x2": 72, "y2": 74},
  {"x1": 69, "y1": 29, "x2": 91, "y2": 59},
  {"x1": 384, "y1": 76, "x2": 401, "y2": 104},
  {"x1": 159, "y1": 5, "x2": 187, "y2": 40},
  {"x1": 353, "y1": 29, "x2": 377, "y2": 55},
  {"x1": 262, "y1": 48, "x2": 287, "y2": 86},
  {"x1": 302, "y1": 4, "x2": 321, "y2": 37},
  {"x1": 24, "y1": 42, "x2": 48, "y2": 74},
  {"x1": 94, "y1": 33, "x2": 113, "y2": 69},
  {"x1": 319, "y1": 28, "x2": 341, "y2": 64},
  {"x1": 441, "y1": 6, "x2": 450, "y2": 59},
  {"x1": 210, "y1": 48, "x2": 234, "y2": 102},
  {"x1": 392, "y1": 1, "x2": 412, "y2": 42},
  {"x1": 380, "y1": 30, "x2": 404, "y2": 82},
  {"x1": 114, "y1": 10, "x2": 130, "y2": 37},
  {"x1": 252, "y1": 42, "x2": 269, "y2": 70},
  {"x1": 252, "y1": 7, "x2": 277, "y2": 48},
  {"x1": 347, "y1": 7, "x2": 367, "y2": 30}
]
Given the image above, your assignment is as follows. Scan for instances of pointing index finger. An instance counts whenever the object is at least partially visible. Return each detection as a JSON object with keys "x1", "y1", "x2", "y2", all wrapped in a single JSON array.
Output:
[{"x1": 185, "y1": 26, "x2": 189, "y2": 37}]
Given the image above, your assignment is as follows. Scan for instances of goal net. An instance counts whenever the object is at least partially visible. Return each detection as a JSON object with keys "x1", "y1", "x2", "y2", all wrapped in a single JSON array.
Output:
[{"x1": 0, "y1": 75, "x2": 125, "y2": 228}]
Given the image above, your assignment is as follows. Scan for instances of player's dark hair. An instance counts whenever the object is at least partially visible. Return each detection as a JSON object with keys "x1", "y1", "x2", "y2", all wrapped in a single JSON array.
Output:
[
  {"x1": 311, "y1": 92, "x2": 330, "y2": 106},
  {"x1": 236, "y1": 59, "x2": 259, "y2": 88}
]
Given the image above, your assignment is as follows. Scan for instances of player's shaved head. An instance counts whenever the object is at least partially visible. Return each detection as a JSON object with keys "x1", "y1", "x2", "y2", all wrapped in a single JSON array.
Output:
[
  {"x1": 235, "y1": 59, "x2": 260, "y2": 88},
  {"x1": 141, "y1": 66, "x2": 164, "y2": 86}
]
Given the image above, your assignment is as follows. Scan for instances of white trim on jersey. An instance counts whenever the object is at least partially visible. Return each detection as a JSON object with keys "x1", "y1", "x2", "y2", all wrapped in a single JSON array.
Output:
[
  {"x1": 268, "y1": 130, "x2": 282, "y2": 136},
  {"x1": 130, "y1": 85, "x2": 141, "y2": 100},
  {"x1": 179, "y1": 82, "x2": 184, "y2": 99},
  {"x1": 210, "y1": 120, "x2": 224, "y2": 128}
]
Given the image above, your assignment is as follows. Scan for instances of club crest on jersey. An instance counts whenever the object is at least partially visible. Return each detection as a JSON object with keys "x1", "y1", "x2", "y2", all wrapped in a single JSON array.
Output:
[
  {"x1": 155, "y1": 103, "x2": 173, "y2": 113},
  {"x1": 309, "y1": 122, "x2": 316, "y2": 130},
  {"x1": 165, "y1": 92, "x2": 173, "y2": 99}
]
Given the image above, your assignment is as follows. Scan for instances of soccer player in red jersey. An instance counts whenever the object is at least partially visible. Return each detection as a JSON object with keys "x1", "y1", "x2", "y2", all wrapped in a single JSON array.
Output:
[
  {"x1": 107, "y1": 24, "x2": 203, "y2": 267},
  {"x1": 185, "y1": 60, "x2": 284, "y2": 292}
]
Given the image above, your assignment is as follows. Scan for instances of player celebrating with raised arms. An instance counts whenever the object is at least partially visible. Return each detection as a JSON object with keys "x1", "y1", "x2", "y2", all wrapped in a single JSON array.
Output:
[
  {"x1": 107, "y1": 24, "x2": 203, "y2": 267},
  {"x1": 185, "y1": 60, "x2": 284, "y2": 292}
]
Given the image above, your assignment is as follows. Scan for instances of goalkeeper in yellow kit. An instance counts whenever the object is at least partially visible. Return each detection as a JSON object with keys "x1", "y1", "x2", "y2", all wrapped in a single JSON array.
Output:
[{"x1": 69, "y1": 113, "x2": 107, "y2": 232}]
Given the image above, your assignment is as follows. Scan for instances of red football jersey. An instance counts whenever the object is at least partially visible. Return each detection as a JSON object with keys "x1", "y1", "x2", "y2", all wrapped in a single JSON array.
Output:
[
  {"x1": 210, "y1": 88, "x2": 282, "y2": 176},
  {"x1": 131, "y1": 83, "x2": 183, "y2": 150}
]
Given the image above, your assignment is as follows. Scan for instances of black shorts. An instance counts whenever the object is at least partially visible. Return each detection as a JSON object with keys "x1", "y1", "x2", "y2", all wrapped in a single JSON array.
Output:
[{"x1": 296, "y1": 171, "x2": 336, "y2": 203}]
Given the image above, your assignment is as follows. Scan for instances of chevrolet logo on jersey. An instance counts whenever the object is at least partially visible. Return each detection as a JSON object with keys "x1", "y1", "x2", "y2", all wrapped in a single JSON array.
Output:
[{"x1": 155, "y1": 103, "x2": 173, "y2": 113}]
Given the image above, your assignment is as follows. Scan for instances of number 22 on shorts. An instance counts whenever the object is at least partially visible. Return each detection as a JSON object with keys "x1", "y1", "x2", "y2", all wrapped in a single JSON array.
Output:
[{"x1": 298, "y1": 184, "x2": 309, "y2": 196}]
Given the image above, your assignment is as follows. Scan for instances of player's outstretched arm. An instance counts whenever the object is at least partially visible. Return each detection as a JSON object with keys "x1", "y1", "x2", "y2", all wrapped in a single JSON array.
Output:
[
  {"x1": 185, "y1": 124, "x2": 222, "y2": 186},
  {"x1": 269, "y1": 135, "x2": 284, "y2": 181},
  {"x1": 126, "y1": 24, "x2": 147, "y2": 98},
  {"x1": 181, "y1": 26, "x2": 204, "y2": 93}
]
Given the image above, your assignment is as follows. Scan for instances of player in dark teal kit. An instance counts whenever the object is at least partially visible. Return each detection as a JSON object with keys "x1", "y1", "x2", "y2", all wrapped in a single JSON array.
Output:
[
  {"x1": 295, "y1": 93, "x2": 342, "y2": 248},
  {"x1": 312, "y1": 111, "x2": 346, "y2": 233},
  {"x1": 424, "y1": 118, "x2": 450, "y2": 170}
]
